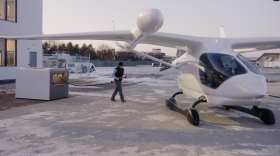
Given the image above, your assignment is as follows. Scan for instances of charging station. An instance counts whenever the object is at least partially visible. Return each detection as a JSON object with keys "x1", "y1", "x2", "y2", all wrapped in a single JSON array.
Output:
[{"x1": 16, "y1": 67, "x2": 69, "y2": 100}]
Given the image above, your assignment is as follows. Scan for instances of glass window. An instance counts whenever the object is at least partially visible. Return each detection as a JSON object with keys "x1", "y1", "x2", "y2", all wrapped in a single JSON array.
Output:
[
  {"x1": 199, "y1": 53, "x2": 247, "y2": 89},
  {"x1": 236, "y1": 55, "x2": 262, "y2": 75},
  {"x1": 6, "y1": 40, "x2": 16, "y2": 66},
  {"x1": 0, "y1": 0, "x2": 6, "y2": 20},
  {"x1": 0, "y1": 39, "x2": 5, "y2": 66},
  {"x1": 7, "y1": 0, "x2": 16, "y2": 22}
]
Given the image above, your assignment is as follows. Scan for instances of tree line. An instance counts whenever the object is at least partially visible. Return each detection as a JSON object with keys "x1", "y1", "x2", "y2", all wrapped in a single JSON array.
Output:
[
  {"x1": 42, "y1": 40, "x2": 164, "y2": 61},
  {"x1": 43, "y1": 40, "x2": 97, "y2": 60}
]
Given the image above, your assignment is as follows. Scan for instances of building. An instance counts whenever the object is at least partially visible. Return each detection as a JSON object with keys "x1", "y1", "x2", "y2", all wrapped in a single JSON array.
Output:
[
  {"x1": 152, "y1": 49, "x2": 161, "y2": 54},
  {"x1": 107, "y1": 49, "x2": 115, "y2": 61},
  {"x1": 246, "y1": 57, "x2": 259, "y2": 64},
  {"x1": 252, "y1": 53, "x2": 280, "y2": 68},
  {"x1": 0, "y1": 0, "x2": 42, "y2": 80},
  {"x1": 163, "y1": 55, "x2": 176, "y2": 62}
]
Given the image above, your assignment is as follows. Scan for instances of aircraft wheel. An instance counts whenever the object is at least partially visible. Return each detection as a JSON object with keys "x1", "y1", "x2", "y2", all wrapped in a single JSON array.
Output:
[{"x1": 259, "y1": 108, "x2": 275, "y2": 125}]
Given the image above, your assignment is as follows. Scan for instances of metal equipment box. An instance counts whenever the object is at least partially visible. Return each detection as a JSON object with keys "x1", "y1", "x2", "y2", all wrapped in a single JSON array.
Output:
[{"x1": 16, "y1": 67, "x2": 69, "y2": 100}]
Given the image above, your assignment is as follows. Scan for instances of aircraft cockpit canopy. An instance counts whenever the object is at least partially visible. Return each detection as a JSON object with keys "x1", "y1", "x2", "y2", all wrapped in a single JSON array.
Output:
[
  {"x1": 199, "y1": 53, "x2": 247, "y2": 89},
  {"x1": 236, "y1": 54, "x2": 262, "y2": 75}
]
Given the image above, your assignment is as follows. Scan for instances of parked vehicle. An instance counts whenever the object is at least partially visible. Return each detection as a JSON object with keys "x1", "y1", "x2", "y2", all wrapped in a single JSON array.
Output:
[
  {"x1": 152, "y1": 62, "x2": 159, "y2": 67},
  {"x1": 152, "y1": 62, "x2": 166, "y2": 67}
]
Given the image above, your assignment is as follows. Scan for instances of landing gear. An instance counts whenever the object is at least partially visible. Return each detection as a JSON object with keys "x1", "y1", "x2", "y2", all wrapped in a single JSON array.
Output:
[
  {"x1": 165, "y1": 91, "x2": 207, "y2": 126},
  {"x1": 224, "y1": 106, "x2": 275, "y2": 125},
  {"x1": 166, "y1": 91, "x2": 275, "y2": 126}
]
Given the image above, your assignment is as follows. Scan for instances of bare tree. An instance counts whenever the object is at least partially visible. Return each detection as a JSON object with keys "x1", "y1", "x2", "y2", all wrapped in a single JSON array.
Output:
[
  {"x1": 44, "y1": 40, "x2": 63, "y2": 47},
  {"x1": 97, "y1": 44, "x2": 112, "y2": 52},
  {"x1": 117, "y1": 48, "x2": 126, "y2": 51},
  {"x1": 44, "y1": 40, "x2": 59, "y2": 46}
]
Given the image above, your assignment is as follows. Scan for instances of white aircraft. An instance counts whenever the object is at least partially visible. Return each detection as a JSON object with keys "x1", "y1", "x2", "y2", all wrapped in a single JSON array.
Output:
[{"x1": 1, "y1": 9, "x2": 280, "y2": 126}]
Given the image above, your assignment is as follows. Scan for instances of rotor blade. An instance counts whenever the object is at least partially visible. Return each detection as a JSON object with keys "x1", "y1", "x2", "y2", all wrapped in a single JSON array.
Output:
[{"x1": 160, "y1": 66, "x2": 171, "y2": 72}]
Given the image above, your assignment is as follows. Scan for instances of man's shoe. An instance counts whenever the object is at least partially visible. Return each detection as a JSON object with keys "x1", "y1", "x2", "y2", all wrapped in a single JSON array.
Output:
[
  {"x1": 111, "y1": 99, "x2": 116, "y2": 102},
  {"x1": 121, "y1": 100, "x2": 126, "y2": 103}
]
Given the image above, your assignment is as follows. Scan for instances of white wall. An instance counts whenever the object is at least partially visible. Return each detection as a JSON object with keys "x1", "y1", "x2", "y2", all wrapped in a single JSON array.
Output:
[
  {"x1": 264, "y1": 61, "x2": 280, "y2": 68},
  {"x1": 0, "y1": 0, "x2": 42, "y2": 80}
]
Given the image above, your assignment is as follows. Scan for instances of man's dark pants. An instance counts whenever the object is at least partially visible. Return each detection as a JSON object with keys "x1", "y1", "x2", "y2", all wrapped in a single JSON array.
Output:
[{"x1": 111, "y1": 80, "x2": 124, "y2": 100}]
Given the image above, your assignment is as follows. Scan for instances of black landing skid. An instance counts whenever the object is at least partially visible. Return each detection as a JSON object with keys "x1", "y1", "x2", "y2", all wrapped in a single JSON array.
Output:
[
  {"x1": 224, "y1": 106, "x2": 275, "y2": 125},
  {"x1": 165, "y1": 91, "x2": 275, "y2": 126},
  {"x1": 165, "y1": 91, "x2": 206, "y2": 125}
]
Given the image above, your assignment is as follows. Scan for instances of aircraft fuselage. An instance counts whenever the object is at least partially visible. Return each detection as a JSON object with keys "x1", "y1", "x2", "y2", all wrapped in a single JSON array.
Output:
[{"x1": 173, "y1": 42, "x2": 266, "y2": 106}]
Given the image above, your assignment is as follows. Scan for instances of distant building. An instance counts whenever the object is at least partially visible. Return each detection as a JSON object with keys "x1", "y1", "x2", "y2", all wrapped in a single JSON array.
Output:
[
  {"x1": 152, "y1": 49, "x2": 161, "y2": 54},
  {"x1": 163, "y1": 55, "x2": 176, "y2": 62},
  {"x1": 107, "y1": 49, "x2": 115, "y2": 61},
  {"x1": 248, "y1": 53, "x2": 280, "y2": 68},
  {"x1": 141, "y1": 50, "x2": 165, "y2": 60}
]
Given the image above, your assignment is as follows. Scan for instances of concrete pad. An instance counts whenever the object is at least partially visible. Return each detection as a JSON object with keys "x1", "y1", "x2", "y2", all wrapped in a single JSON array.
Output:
[{"x1": 0, "y1": 67, "x2": 280, "y2": 155}]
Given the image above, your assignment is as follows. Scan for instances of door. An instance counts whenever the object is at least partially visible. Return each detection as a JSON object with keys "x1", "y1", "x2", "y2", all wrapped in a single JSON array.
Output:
[{"x1": 30, "y1": 52, "x2": 37, "y2": 67}]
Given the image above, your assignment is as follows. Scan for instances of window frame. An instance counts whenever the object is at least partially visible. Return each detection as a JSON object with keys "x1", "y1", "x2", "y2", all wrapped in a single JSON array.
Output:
[
  {"x1": 0, "y1": 39, "x2": 7, "y2": 66},
  {"x1": 0, "y1": 0, "x2": 17, "y2": 23},
  {"x1": 0, "y1": 39, "x2": 17, "y2": 67}
]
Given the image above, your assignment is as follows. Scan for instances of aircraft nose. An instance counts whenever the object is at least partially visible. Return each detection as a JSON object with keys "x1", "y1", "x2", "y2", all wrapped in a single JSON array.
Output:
[{"x1": 242, "y1": 79, "x2": 266, "y2": 97}]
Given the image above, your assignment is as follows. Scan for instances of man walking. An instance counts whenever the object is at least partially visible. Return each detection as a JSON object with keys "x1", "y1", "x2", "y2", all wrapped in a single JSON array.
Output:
[{"x1": 111, "y1": 62, "x2": 126, "y2": 102}]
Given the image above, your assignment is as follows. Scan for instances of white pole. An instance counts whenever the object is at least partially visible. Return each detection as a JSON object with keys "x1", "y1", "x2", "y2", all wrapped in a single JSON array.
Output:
[
  {"x1": 89, "y1": 53, "x2": 90, "y2": 77},
  {"x1": 80, "y1": 55, "x2": 81, "y2": 77}
]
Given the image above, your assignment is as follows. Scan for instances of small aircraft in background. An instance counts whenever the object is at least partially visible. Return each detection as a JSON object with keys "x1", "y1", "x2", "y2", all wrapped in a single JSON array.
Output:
[{"x1": 1, "y1": 9, "x2": 280, "y2": 126}]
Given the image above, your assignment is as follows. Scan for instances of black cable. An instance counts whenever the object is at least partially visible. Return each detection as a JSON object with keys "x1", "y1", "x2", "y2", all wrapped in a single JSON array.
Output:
[
  {"x1": 268, "y1": 95, "x2": 280, "y2": 98},
  {"x1": 55, "y1": 75, "x2": 127, "y2": 86},
  {"x1": 56, "y1": 76, "x2": 113, "y2": 86}
]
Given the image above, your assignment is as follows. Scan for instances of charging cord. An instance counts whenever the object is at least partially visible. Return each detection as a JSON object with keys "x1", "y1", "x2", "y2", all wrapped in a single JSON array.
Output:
[{"x1": 54, "y1": 75, "x2": 127, "y2": 86}]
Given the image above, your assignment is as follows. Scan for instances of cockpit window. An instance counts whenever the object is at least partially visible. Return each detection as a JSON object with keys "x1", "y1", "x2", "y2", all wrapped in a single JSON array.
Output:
[
  {"x1": 236, "y1": 54, "x2": 262, "y2": 75},
  {"x1": 199, "y1": 53, "x2": 247, "y2": 89}
]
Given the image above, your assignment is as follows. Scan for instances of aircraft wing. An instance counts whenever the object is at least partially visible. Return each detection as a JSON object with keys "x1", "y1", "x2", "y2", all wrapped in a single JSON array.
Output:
[
  {"x1": 0, "y1": 30, "x2": 204, "y2": 68},
  {"x1": 140, "y1": 32, "x2": 202, "y2": 50},
  {"x1": 0, "y1": 31, "x2": 203, "y2": 51},
  {"x1": 228, "y1": 37, "x2": 280, "y2": 53},
  {"x1": 0, "y1": 31, "x2": 203, "y2": 48},
  {"x1": 3, "y1": 30, "x2": 279, "y2": 54},
  {"x1": 0, "y1": 30, "x2": 134, "y2": 41}
]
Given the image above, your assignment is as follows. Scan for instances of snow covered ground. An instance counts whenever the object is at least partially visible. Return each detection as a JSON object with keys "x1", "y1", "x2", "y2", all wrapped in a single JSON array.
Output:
[
  {"x1": 0, "y1": 84, "x2": 15, "y2": 95},
  {"x1": 69, "y1": 67, "x2": 178, "y2": 89},
  {"x1": 0, "y1": 67, "x2": 280, "y2": 155}
]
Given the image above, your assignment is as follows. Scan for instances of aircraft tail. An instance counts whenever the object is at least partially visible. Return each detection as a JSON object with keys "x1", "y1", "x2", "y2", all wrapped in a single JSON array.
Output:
[{"x1": 220, "y1": 26, "x2": 227, "y2": 38}]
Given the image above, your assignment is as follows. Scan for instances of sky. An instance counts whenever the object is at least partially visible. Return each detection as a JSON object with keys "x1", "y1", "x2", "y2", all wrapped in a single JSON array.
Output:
[{"x1": 43, "y1": 0, "x2": 280, "y2": 56}]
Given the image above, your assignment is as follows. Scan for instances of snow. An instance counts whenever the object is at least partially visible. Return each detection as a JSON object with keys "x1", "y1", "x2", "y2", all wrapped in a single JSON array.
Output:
[{"x1": 67, "y1": 67, "x2": 178, "y2": 90}]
